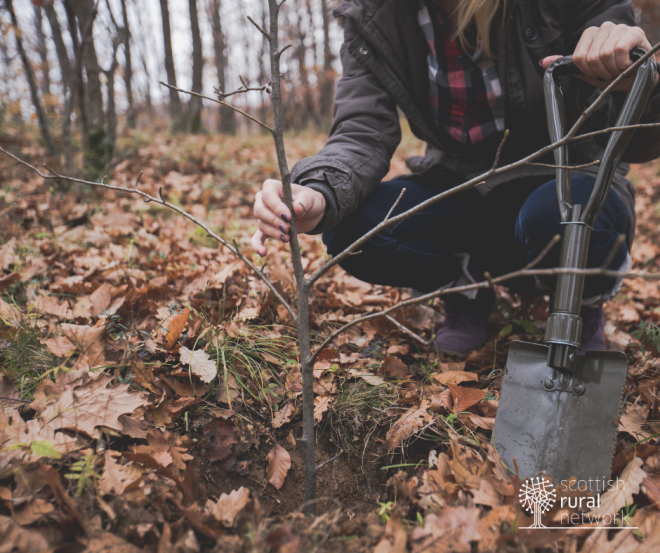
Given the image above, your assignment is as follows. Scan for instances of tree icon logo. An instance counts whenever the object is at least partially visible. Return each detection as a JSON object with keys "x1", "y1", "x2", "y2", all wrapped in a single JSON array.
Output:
[{"x1": 519, "y1": 476, "x2": 557, "y2": 528}]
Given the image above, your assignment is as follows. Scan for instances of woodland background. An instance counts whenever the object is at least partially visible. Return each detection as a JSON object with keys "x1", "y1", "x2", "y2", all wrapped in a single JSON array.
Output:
[{"x1": 1, "y1": 0, "x2": 660, "y2": 552}]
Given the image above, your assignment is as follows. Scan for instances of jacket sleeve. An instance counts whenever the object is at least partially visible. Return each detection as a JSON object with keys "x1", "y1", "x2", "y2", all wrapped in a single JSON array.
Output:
[
  {"x1": 566, "y1": 0, "x2": 660, "y2": 163},
  {"x1": 290, "y1": 19, "x2": 401, "y2": 234}
]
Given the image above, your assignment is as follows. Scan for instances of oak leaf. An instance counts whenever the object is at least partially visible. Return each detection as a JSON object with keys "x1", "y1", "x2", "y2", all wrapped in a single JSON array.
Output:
[
  {"x1": 61, "y1": 323, "x2": 106, "y2": 369},
  {"x1": 378, "y1": 357, "x2": 408, "y2": 379},
  {"x1": 272, "y1": 402, "x2": 296, "y2": 429},
  {"x1": 41, "y1": 336, "x2": 75, "y2": 357},
  {"x1": 432, "y1": 371, "x2": 478, "y2": 386},
  {"x1": 411, "y1": 507, "x2": 481, "y2": 553},
  {"x1": 386, "y1": 400, "x2": 432, "y2": 450},
  {"x1": 36, "y1": 374, "x2": 149, "y2": 437},
  {"x1": 98, "y1": 452, "x2": 143, "y2": 496},
  {"x1": 590, "y1": 456, "x2": 646, "y2": 517},
  {"x1": 374, "y1": 514, "x2": 407, "y2": 553},
  {"x1": 314, "y1": 395, "x2": 332, "y2": 423},
  {"x1": 180, "y1": 347, "x2": 217, "y2": 383},
  {"x1": 266, "y1": 443, "x2": 291, "y2": 490},
  {"x1": 207, "y1": 487, "x2": 250, "y2": 527}
]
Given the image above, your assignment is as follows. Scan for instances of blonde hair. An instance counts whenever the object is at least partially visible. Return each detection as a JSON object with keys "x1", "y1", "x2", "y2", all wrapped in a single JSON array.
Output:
[{"x1": 454, "y1": 0, "x2": 506, "y2": 59}]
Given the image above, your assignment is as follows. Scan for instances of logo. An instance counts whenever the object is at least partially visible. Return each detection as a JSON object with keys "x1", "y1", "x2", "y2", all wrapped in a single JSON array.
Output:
[
  {"x1": 519, "y1": 476, "x2": 557, "y2": 528},
  {"x1": 517, "y1": 475, "x2": 638, "y2": 529}
]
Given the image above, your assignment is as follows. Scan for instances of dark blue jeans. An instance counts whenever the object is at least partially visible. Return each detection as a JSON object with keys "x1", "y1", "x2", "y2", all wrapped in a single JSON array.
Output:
[{"x1": 323, "y1": 172, "x2": 629, "y2": 298}]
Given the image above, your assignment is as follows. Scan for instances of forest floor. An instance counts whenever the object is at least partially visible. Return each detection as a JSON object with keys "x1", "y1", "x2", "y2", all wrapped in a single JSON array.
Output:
[{"x1": 1, "y1": 122, "x2": 660, "y2": 552}]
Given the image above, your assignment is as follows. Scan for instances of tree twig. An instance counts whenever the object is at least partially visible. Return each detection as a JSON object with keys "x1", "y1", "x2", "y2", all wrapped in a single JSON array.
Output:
[
  {"x1": 316, "y1": 451, "x2": 343, "y2": 472},
  {"x1": 492, "y1": 129, "x2": 509, "y2": 170},
  {"x1": 384, "y1": 188, "x2": 406, "y2": 222},
  {"x1": 159, "y1": 82, "x2": 273, "y2": 133},
  {"x1": 526, "y1": 160, "x2": 600, "y2": 170},
  {"x1": 384, "y1": 314, "x2": 432, "y2": 347},
  {"x1": 309, "y1": 265, "x2": 660, "y2": 363}
]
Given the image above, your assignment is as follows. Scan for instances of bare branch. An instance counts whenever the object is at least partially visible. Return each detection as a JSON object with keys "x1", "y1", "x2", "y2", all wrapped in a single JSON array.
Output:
[
  {"x1": 213, "y1": 80, "x2": 271, "y2": 100},
  {"x1": 384, "y1": 314, "x2": 432, "y2": 348},
  {"x1": 247, "y1": 15, "x2": 270, "y2": 40},
  {"x1": 316, "y1": 451, "x2": 343, "y2": 472},
  {"x1": 310, "y1": 265, "x2": 660, "y2": 363},
  {"x1": 527, "y1": 160, "x2": 600, "y2": 170},
  {"x1": 600, "y1": 233, "x2": 627, "y2": 270},
  {"x1": 524, "y1": 234, "x2": 561, "y2": 270},
  {"x1": 565, "y1": 42, "x2": 660, "y2": 140},
  {"x1": 159, "y1": 82, "x2": 273, "y2": 133},
  {"x1": 0, "y1": 146, "x2": 297, "y2": 323},
  {"x1": 384, "y1": 188, "x2": 406, "y2": 222},
  {"x1": 491, "y1": 129, "x2": 509, "y2": 170}
]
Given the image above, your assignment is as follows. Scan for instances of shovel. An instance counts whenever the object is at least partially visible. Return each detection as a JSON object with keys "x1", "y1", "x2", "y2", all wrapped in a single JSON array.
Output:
[{"x1": 492, "y1": 48, "x2": 657, "y2": 488}]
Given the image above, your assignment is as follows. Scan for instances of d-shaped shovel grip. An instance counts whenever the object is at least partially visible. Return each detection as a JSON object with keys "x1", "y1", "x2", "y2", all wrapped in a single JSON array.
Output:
[
  {"x1": 544, "y1": 47, "x2": 657, "y2": 226},
  {"x1": 543, "y1": 48, "x2": 657, "y2": 371}
]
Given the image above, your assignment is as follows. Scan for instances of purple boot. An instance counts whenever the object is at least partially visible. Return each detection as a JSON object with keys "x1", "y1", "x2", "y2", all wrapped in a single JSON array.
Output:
[
  {"x1": 434, "y1": 291, "x2": 494, "y2": 358},
  {"x1": 578, "y1": 304, "x2": 607, "y2": 355}
]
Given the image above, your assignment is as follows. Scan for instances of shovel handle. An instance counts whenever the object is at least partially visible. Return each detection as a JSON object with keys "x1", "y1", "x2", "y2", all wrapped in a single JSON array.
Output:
[{"x1": 544, "y1": 48, "x2": 657, "y2": 226}]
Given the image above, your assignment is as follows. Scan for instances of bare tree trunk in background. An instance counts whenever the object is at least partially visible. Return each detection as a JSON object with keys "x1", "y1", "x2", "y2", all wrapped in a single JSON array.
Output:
[
  {"x1": 121, "y1": 0, "x2": 136, "y2": 128},
  {"x1": 133, "y1": 1, "x2": 153, "y2": 115},
  {"x1": 187, "y1": 0, "x2": 204, "y2": 133},
  {"x1": 44, "y1": 2, "x2": 74, "y2": 171},
  {"x1": 68, "y1": 0, "x2": 111, "y2": 178},
  {"x1": 210, "y1": 0, "x2": 236, "y2": 134},
  {"x1": 319, "y1": 0, "x2": 334, "y2": 120},
  {"x1": 5, "y1": 0, "x2": 56, "y2": 156},
  {"x1": 33, "y1": 5, "x2": 51, "y2": 101},
  {"x1": 158, "y1": 0, "x2": 183, "y2": 123}
]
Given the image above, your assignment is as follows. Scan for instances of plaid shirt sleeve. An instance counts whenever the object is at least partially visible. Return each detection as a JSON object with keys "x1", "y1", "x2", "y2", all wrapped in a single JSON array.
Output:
[{"x1": 418, "y1": 0, "x2": 506, "y2": 145}]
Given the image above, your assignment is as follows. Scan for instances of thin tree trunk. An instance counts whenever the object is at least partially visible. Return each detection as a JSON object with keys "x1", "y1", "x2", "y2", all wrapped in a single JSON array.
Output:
[
  {"x1": 121, "y1": 0, "x2": 136, "y2": 128},
  {"x1": 44, "y1": 3, "x2": 74, "y2": 171},
  {"x1": 33, "y1": 5, "x2": 51, "y2": 100},
  {"x1": 210, "y1": 0, "x2": 236, "y2": 134},
  {"x1": 187, "y1": 0, "x2": 204, "y2": 133},
  {"x1": 158, "y1": 0, "x2": 183, "y2": 122},
  {"x1": 319, "y1": 0, "x2": 334, "y2": 120},
  {"x1": 258, "y1": 0, "x2": 269, "y2": 130},
  {"x1": 133, "y1": 0, "x2": 153, "y2": 115},
  {"x1": 6, "y1": 0, "x2": 56, "y2": 156}
]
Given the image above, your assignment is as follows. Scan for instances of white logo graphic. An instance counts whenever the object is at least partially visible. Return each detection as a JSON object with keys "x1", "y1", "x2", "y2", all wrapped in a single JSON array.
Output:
[{"x1": 519, "y1": 476, "x2": 557, "y2": 528}]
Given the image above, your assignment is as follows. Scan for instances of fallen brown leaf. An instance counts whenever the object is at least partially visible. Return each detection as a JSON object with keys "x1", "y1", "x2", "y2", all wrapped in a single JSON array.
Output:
[
  {"x1": 266, "y1": 443, "x2": 291, "y2": 490},
  {"x1": 432, "y1": 371, "x2": 478, "y2": 386},
  {"x1": 180, "y1": 346, "x2": 217, "y2": 383},
  {"x1": 206, "y1": 487, "x2": 250, "y2": 527},
  {"x1": 386, "y1": 400, "x2": 433, "y2": 449},
  {"x1": 35, "y1": 373, "x2": 149, "y2": 436},
  {"x1": 590, "y1": 456, "x2": 646, "y2": 517},
  {"x1": 448, "y1": 384, "x2": 486, "y2": 413}
]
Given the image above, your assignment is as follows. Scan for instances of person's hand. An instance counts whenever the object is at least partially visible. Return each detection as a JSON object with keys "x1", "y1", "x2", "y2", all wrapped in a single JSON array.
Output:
[
  {"x1": 251, "y1": 179, "x2": 326, "y2": 256},
  {"x1": 541, "y1": 22, "x2": 659, "y2": 92}
]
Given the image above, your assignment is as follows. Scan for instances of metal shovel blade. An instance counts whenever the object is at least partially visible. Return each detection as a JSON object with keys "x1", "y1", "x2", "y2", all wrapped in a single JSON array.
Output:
[{"x1": 492, "y1": 341, "x2": 627, "y2": 486}]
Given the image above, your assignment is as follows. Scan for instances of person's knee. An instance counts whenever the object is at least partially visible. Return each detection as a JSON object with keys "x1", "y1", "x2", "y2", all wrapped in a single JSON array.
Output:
[{"x1": 515, "y1": 181, "x2": 563, "y2": 248}]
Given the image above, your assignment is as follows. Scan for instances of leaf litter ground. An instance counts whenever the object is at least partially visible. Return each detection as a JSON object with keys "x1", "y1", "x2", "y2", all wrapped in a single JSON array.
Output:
[{"x1": 1, "y1": 125, "x2": 660, "y2": 552}]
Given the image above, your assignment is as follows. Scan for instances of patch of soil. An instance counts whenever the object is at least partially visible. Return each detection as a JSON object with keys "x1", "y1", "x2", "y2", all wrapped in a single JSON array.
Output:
[{"x1": 201, "y1": 419, "x2": 393, "y2": 517}]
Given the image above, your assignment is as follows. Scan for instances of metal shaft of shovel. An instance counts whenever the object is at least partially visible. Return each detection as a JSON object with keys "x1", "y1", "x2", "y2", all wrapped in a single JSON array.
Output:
[
  {"x1": 543, "y1": 48, "x2": 658, "y2": 374},
  {"x1": 493, "y1": 49, "x2": 657, "y2": 488}
]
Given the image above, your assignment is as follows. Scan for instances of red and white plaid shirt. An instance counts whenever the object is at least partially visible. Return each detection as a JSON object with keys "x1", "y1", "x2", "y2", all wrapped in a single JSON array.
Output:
[{"x1": 418, "y1": 1, "x2": 506, "y2": 145}]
